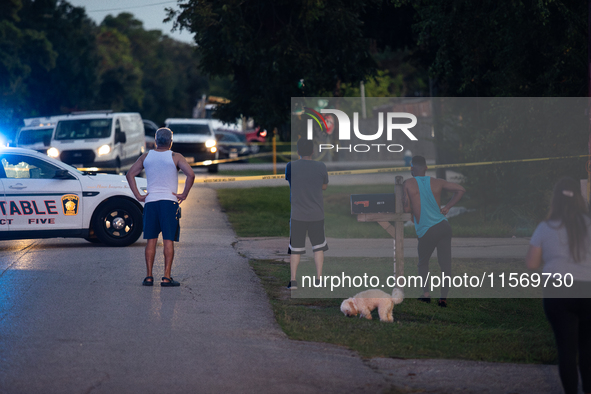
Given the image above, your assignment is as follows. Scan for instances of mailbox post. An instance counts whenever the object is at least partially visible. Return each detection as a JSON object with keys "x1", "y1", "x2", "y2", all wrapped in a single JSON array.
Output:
[{"x1": 354, "y1": 176, "x2": 410, "y2": 279}]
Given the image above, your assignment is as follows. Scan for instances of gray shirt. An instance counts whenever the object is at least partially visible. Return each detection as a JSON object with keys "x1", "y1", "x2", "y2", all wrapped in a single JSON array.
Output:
[
  {"x1": 530, "y1": 218, "x2": 591, "y2": 281},
  {"x1": 285, "y1": 159, "x2": 328, "y2": 221}
]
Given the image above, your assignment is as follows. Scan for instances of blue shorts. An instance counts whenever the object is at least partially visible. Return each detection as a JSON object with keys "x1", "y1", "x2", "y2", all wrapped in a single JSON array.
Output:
[{"x1": 143, "y1": 200, "x2": 180, "y2": 241}]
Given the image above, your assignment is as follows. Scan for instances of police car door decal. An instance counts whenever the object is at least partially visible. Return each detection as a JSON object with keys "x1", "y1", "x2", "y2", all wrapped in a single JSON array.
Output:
[{"x1": 0, "y1": 154, "x2": 83, "y2": 232}]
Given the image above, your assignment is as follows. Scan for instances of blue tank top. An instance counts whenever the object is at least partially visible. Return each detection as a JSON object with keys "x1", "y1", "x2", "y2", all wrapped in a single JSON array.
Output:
[{"x1": 413, "y1": 176, "x2": 447, "y2": 238}]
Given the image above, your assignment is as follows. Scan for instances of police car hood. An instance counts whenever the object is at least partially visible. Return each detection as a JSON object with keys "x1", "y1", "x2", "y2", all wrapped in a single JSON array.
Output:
[{"x1": 81, "y1": 173, "x2": 147, "y2": 189}]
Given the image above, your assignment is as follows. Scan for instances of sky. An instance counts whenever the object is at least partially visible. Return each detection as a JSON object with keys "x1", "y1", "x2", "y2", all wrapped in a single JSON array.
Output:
[{"x1": 67, "y1": 0, "x2": 195, "y2": 44}]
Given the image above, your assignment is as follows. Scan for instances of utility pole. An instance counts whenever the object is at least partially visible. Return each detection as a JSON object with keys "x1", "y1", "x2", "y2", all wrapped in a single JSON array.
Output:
[
  {"x1": 587, "y1": 0, "x2": 591, "y2": 203},
  {"x1": 429, "y1": 78, "x2": 446, "y2": 180},
  {"x1": 360, "y1": 81, "x2": 367, "y2": 119}
]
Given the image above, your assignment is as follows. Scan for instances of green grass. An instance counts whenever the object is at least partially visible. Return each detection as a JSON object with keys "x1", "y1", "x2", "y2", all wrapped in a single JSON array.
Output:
[
  {"x1": 250, "y1": 257, "x2": 556, "y2": 363},
  {"x1": 242, "y1": 145, "x2": 294, "y2": 164},
  {"x1": 217, "y1": 185, "x2": 526, "y2": 238},
  {"x1": 218, "y1": 187, "x2": 290, "y2": 237}
]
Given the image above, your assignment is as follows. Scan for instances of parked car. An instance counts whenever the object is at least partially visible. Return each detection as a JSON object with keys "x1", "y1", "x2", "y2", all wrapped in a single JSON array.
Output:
[
  {"x1": 214, "y1": 130, "x2": 250, "y2": 161},
  {"x1": 143, "y1": 119, "x2": 159, "y2": 150},
  {"x1": 0, "y1": 147, "x2": 147, "y2": 246},
  {"x1": 246, "y1": 126, "x2": 267, "y2": 143},
  {"x1": 14, "y1": 116, "x2": 67, "y2": 154},
  {"x1": 164, "y1": 118, "x2": 218, "y2": 173},
  {"x1": 244, "y1": 127, "x2": 267, "y2": 153},
  {"x1": 211, "y1": 119, "x2": 263, "y2": 154},
  {"x1": 48, "y1": 111, "x2": 145, "y2": 173}
]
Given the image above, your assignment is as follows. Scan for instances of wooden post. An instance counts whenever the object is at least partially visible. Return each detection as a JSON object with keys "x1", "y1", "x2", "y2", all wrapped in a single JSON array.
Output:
[
  {"x1": 272, "y1": 128, "x2": 277, "y2": 175},
  {"x1": 394, "y1": 176, "x2": 405, "y2": 278},
  {"x1": 356, "y1": 176, "x2": 409, "y2": 280}
]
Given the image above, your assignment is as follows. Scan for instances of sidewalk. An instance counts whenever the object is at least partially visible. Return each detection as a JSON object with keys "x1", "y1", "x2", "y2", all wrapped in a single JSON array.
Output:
[{"x1": 234, "y1": 236, "x2": 531, "y2": 261}]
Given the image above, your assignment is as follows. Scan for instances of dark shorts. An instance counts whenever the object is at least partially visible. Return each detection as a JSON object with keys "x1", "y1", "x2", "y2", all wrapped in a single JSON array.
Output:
[
  {"x1": 288, "y1": 219, "x2": 328, "y2": 255},
  {"x1": 143, "y1": 200, "x2": 180, "y2": 241}
]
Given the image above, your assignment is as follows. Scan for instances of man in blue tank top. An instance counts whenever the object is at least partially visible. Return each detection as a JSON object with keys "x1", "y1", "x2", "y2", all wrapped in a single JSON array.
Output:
[
  {"x1": 127, "y1": 128, "x2": 195, "y2": 287},
  {"x1": 403, "y1": 156, "x2": 465, "y2": 307}
]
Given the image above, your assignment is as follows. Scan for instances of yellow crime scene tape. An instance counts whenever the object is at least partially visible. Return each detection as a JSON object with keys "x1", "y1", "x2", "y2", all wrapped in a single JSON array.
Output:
[
  {"x1": 191, "y1": 153, "x2": 589, "y2": 184},
  {"x1": 188, "y1": 152, "x2": 281, "y2": 166},
  {"x1": 77, "y1": 152, "x2": 588, "y2": 183},
  {"x1": 76, "y1": 151, "x2": 295, "y2": 173},
  {"x1": 250, "y1": 141, "x2": 292, "y2": 146}
]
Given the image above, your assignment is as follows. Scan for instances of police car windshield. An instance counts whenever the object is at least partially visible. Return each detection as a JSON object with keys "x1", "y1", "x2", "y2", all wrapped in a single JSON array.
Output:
[
  {"x1": 17, "y1": 128, "x2": 53, "y2": 145},
  {"x1": 169, "y1": 124, "x2": 211, "y2": 135},
  {"x1": 55, "y1": 119, "x2": 112, "y2": 140}
]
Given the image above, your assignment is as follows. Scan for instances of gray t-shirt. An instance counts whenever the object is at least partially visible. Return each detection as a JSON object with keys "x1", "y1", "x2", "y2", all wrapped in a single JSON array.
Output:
[
  {"x1": 285, "y1": 159, "x2": 329, "y2": 221},
  {"x1": 530, "y1": 218, "x2": 591, "y2": 281}
]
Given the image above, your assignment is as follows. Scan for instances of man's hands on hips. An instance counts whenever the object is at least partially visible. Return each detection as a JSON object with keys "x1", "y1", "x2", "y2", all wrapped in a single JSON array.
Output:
[
  {"x1": 135, "y1": 192, "x2": 148, "y2": 203},
  {"x1": 173, "y1": 192, "x2": 188, "y2": 203}
]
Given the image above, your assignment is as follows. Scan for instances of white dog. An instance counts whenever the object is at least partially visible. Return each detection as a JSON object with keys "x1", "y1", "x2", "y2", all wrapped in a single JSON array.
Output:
[{"x1": 340, "y1": 287, "x2": 404, "y2": 323}]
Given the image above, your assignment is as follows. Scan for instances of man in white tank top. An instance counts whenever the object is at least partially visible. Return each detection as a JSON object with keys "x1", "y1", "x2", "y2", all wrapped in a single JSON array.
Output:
[{"x1": 126, "y1": 128, "x2": 195, "y2": 287}]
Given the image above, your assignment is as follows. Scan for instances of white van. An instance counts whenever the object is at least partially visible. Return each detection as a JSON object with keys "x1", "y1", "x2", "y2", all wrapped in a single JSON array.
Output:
[
  {"x1": 164, "y1": 118, "x2": 219, "y2": 173},
  {"x1": 15, "y1": 116, "x2": 67, "y2": 154},
  {"x1": 48, "y1": 111, "x2": 145, "y2": 173}
]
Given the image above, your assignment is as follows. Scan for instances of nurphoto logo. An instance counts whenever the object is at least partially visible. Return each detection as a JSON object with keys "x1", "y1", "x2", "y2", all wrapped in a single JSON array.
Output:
[{"x1": 304, "y1": 107, "x2": 418, "y2": 154}]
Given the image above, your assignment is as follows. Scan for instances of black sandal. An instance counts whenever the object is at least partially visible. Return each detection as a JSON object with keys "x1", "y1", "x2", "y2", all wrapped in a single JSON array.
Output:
[
  {"x1": 161, "y1": 277, "x2": 180, "y2": 287},
  {"x1": 142, "y1": 276, "x2": 154, "y2": 286},
  {"x1": 438, "y1": 298, "x2": 447, "y2": 308}
]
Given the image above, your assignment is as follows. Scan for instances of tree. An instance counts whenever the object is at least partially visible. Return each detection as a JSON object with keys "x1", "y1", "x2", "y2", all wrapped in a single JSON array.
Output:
[
  {"x1": 100, "y1": 13, "x2": 207, "y2": 123},
  {"x1": 168, "y1": 0, "x2": 386, "y2": 130},
  {"x1": 407, "y1": 0, "x2": 587, "y2": 223},
  {"x1": 411, "y1": 0, "x2": 586, "y2": 97},
  {"x1": 95, "y1": 26, "x2": 144, "y2": 111},
  {"x1": 0, "y1": 0, "x2": 56, "y2": 133},
  {"x1": 17, "y1": 0, "x2": 100, "y2": 115}
]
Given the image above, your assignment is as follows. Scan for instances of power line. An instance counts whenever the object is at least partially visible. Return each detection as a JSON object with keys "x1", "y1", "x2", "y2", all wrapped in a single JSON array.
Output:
[{"x1": 87, "y1": 1, "x2": 178, "y2": 13}]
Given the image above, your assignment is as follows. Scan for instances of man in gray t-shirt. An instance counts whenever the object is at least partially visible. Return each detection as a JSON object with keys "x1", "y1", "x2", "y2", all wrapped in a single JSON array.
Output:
[{"x1": 285, "y1": 138, "x2": 329, "y2": 289}]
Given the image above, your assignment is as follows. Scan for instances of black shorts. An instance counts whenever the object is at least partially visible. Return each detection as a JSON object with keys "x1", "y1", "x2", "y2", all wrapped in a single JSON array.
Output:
[{"x1": 288, "y1": 219, "x2": 328, "y2": 255}]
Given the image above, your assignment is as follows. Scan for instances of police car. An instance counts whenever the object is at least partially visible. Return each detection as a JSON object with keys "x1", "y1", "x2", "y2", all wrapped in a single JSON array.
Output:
[{"x1": 0, "y1": 147, "x2": 147, "y2": 246}]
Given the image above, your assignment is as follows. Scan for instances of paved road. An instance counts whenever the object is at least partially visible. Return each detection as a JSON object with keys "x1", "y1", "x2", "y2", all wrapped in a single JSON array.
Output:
[
  {"x1": 0, "y1": 185, "x2": 564, "y2": 393},
  {"x1": 0, "y1": 187, "x2": 392, "y2": 393}
]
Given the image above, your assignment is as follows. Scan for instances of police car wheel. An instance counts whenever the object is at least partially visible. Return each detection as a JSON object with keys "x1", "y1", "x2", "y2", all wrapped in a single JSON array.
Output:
[
  {"x1": 207, "y1": 164, "x2": 218, "y2": 173},
  {"x1": 92, "y1": 199, "x2": 143, "y2": 247}
]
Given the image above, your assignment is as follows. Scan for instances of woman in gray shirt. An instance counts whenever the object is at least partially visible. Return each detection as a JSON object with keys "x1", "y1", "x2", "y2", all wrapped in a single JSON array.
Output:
[{"x1": 526, "y1": 177, "x2": 591, "y2": 394}]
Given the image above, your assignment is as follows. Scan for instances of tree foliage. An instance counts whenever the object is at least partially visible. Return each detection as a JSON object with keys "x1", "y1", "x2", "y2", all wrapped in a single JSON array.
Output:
[
  {"x1": 169, "y1": 0, "x2": 390, "y2": 129},
  {"x1": 411, "y1": 0, "x2": 586, "y2": 97},
  {"x1": 438, "y1": 98, "x2": 587, "y2": 224},
  {"x1": 99, "y1": 13, "x2": 207, "y2": 123},
  {"x1": 96, "y1": 26, "x2": 144, "y2": 111},
  {"x1": 408, "y1": 0, "x2": 587, "y2": 222},
  {"x1": 18, "y1": 0, "x2": 99, "y2": 115},
  {"x1": 0, "y1": 1, "x2": 208, "y2": 135},
  {"x1": 0, "y1": 0, "x2": 56, "y2": 124}
]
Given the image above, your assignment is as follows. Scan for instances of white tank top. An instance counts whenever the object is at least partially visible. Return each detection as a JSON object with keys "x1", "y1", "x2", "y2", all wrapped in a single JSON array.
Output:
[{"x1": 144, "y1": 150, "x2": 178, "y2": 203}]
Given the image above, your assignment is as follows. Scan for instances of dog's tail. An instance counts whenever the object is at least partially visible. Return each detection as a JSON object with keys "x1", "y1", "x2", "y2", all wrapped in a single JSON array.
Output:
[{"x1": 391, "y1": 287, "x2": 404, "y2": 305}]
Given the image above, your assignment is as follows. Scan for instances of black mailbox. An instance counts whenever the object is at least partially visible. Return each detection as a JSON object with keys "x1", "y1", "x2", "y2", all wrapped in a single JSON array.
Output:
[{"x1": 350, "y1": 193, "x2": 396, "y2": 214}]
